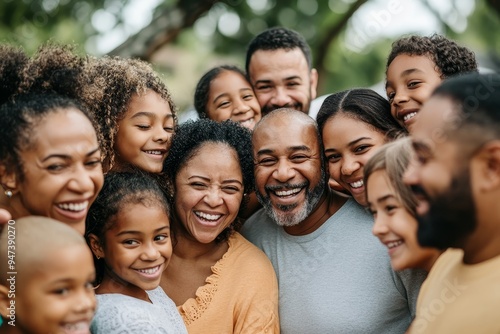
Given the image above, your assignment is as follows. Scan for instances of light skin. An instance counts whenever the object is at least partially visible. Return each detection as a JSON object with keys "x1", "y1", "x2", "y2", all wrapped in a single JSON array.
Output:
[
  {"x1": 252, "y1": 112, "x2": 345, "y2": 235},
  {"x1": 0, "y1": 108, "x2": 103, "y2": 235},
  {"x1": 0, "y1": 244, "x2": 96, "y2": 334},
  {"x1": 385, "y1": 54, "x2": 443, "y2": 131},
  {"x1": 207, "y1": 70, "x2": 262, "y2": 130},
  {"x1": 161, "y1": 142, "x2": 244, "y2": 305},
  {"x1": 368, "y1": 170, "x2": 440, "y2": 272},
  {"x1": 322, "y1": 114, "x2": 387, "y2": 206},
  {"x1": 404, "y1": 95, "x2": 500, "y2": 264},
  {"x1": 248, "y1": 48, "x2": 318, "y2": 115},
  {"x1": 88, "y1": 203, "x2": 172, "y2": 302},
  {"x1": 114, "y1": 90, "x2": 175, "y2": 173}
]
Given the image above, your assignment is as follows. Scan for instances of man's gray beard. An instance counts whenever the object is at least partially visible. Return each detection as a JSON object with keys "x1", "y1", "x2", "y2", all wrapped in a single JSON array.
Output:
[{"x1": 256, "y1": 170, "x2": 326, "y2": 227}]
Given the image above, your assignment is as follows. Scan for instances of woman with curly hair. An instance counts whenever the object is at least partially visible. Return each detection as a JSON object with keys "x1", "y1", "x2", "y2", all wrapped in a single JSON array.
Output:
[
  {"x1": 0, "y1": 43, "x2": 103, "y2": 235},
  {"x1": 160, "y1": 119, "x2": 279, "y2": 333},
  {"x1": 0, "y1": 44, "x2": 28, "y2": 106},
  {"x1": 385, "y1": 34, "x2": 478, "y2": 131},
  {"x1": 81, "y1": 56, "x2": 178, "y2": 173}
]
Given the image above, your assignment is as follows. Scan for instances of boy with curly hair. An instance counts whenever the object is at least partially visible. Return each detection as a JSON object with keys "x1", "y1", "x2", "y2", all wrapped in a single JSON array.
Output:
[{"x1": 385, "y1": 34, "x2": 477, "y2": 131}]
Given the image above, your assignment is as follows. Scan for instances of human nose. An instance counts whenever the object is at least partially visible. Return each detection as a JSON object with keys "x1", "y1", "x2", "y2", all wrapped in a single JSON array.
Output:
[
  {"x1": 153, "y1": 123, "x2": 169, "y2": 142},
  {"x1": 392, "y1": 88, "x2": 409, "y2": 106},
  {"x1": 340, "y1": 156, "x2": 360, "y2": 176},
  {"x1": 270, "y1": 87, "x2": 292, "y2": 107},
  {"x1": 203, "y1": 186, "x2": 224, "y2": 207},
  {"x1": 74, "y1": 287, "x2": 96, "y2": 313},
  {"x1": 372, "y1": 214, "x2": 389, "y2": 238},
  {"x1": 68, "y1": 164, "x2": 101, "y2": 195},
  {"x1": 272, "y1": 158, "x2": 295, "y2": 182},
  {"x1": 232, "y1": 99, "x2": 251, "y2": 115},
  {"x1": 403, "y1": 156, "x2": 419, "y2": 187},
  {"x1": 140, "y1": 241, "x2": 161, "y2": 261}
]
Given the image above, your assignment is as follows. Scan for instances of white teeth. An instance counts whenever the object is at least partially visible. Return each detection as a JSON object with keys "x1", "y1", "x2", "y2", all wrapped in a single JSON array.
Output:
[
  {"x1": 62, "y1": 321, "x2": 89, "y2": 332},
  {"x1": 137, "y1": 266, "x2": 160, "y2": 275},
  {"x1": 195, "y1": 211, "x2": 221, "y2": 221},
  {"x1": 387, "y1": 240, "x2": 403, "y2": 249},
  {"x1": 274, "y1": 188, "x2": 301, "y2": 197},
  {"x1": 240, "y1": 119, "x2": 254, "y2": 126},
  {"x1": 145, "y1": 150, "x2": 162, "y2": 155},
  {"x1": 57, "y1": 201, "x2": 89, "y2": 212},
  {"x1": 349, "y1": 180, "x2": 364, "y2": 189},
  {"x1": 404, "y1": 112, "x2": 417, "y2": 121}
]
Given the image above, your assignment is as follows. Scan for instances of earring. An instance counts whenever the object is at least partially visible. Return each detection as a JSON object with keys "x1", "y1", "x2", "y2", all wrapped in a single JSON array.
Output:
[
  {"x1": 4, "y1": 189, "x2": 12, "y2": 198},
  {"x1": 96, "y1": 255, "x2": 100, "y2": 260}
]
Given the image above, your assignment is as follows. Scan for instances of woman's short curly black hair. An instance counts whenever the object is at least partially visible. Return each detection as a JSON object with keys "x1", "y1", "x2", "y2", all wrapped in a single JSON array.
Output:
[
  {"x1": 85, "y1": 171, "x2": 171, "y2": 286},
  {"x1": 386, "y1": 34, "x2": 478, "y2": 78},
  {"x1": 81, "y1": 56, "x2": 178, "y2": 172},
  {"x1": 0, "y1": 44, "x2": 28, "y2": 105},
  {"x1": 317, "y1": 88, "x2": 406, "y2": 141},
  {"x1": 194, "y1": 65, "x2": 247, "y2": 119},
  {"x1": 0, "y1": 43, "x2": 99, "y2": 179},
  {"x1": 163, "y1": 119, "x2": 254, "y2": 242}
]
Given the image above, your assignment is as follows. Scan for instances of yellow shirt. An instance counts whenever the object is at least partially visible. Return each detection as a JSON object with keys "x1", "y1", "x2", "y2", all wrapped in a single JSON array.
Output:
[
  {"x1": 178, "y1": 232, "x2": 280, "y2": 333},
  {"x1": 410, "y1": 248, "x2": 500, "y2": 333}
]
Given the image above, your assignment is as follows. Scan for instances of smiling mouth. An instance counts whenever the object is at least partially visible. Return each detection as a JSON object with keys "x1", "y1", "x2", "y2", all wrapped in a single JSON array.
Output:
[
  {"x1": 386, "y1": 240, "x2": 404, "y2": 249},
  {"x1": 144, "y1": 150, "x2": 165, "y2": 156},
  {"x1": 195, "y1": 211, "x2": 222, "y2": 222},
  {"x1": 403, "y1": 112, "x2": 417, "y2": 122},
  {"x1": 135, "y1": 265, "x2": 162, "y2": 275},
  {"x1": 61, "y1": 320, "x2": 91, "y2": 334},
  {"x1": 273, "y1": 188, "x2": 302, "y2": 197},
  {"x1": 56, "y1": 201, "x2": 89, "y2": 212},
  {"x1": 348, "y1": 180, "x2": 364, "y2": 189}
]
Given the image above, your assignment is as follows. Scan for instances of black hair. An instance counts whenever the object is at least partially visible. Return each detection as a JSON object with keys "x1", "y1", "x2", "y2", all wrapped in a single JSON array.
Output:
[
  {"x1": 0, "y1": 92, "x2": 94, "y2": 179},
  {"x1": 317, "y1": 88, "x2": 406, "y2": 140},
  {"x1": 85, "y1": 171, "x2": 171, "y2": 285},
  {"x1": 386, "y1": 34, "x2": 478, "y2": 79},
  {"x1": 0, "y1": 43, "x2": 101, "y2": 179},
  {"x1": 194, "y1": 65, "x2": 247, "y2": 119},
  {"x1": 81, "y1": 56, "x2": 178, "y2": 172},
  {"x1": 245, "y1": 27, "x2": 313, "y2": 74},
  {"x1": 0, "y1": 44, "x2": 28, "y2": 105},
  {"x1": 432, "y1": 72, "x2": 500, "y2": 150},
  {"x1": 163, "y1": 119, "x2": 254, "y2": 242}
]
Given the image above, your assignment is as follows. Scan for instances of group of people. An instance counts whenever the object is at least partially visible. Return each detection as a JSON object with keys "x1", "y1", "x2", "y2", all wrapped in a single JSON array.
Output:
[{"x1": 0, "y1": 25, "x2": 499, "y2": 334}]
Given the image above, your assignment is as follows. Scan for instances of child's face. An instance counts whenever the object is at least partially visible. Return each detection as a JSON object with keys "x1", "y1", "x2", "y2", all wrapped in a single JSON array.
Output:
[
  {"x1": 385, "y1": 54, "x2": 443, "y2": 132},
  {"x1": 367, "y1": 170, "x2": 439, "y2": 271},
  {"x1": 12, "y1": 108, "x2": 103, "y2": 235},
  {"x1": 11, "y1": 244, "x2": 96, "y2": 333},
  {"x1": 174, "y1": 142, "x2": 243, "y2": 243},
  {"x1": 322, "y1": 114, "x2": 387, "y2": 206},
  {"x1": 114, "y1": 90, "x2": 175, "y2": 173},
  {"x1": 100, "y1": 203, "x2": 172, "y2": 293},
  {"x1": 206, "y1": 70, "x2": 262, "y2": 130}
]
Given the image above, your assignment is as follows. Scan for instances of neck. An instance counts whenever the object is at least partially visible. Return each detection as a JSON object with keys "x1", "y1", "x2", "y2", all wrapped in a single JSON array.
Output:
[
  {"x1": 1, "y1": 195, "x2": 29, "y2": 220},
  {"x1": 97, "y1": 269, "x2": 150, "y2": 302},
  {"x1": 172, "y1": 231, "x2": 229, "y2": 262},
  {"x1": 284, "y1": 190, "x2": 347, "y2": 236}
]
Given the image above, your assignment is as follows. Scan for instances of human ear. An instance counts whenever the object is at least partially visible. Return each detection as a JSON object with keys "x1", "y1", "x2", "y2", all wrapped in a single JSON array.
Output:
[
  {"x1": 310, "y1": 68, "x2": 318, "y2": 100},
  {"x1": 88, "y1": 234, "x2": 105, "y2": 259},
  {"x1": 0, "y1": 284, "x2": 11, "y2": 319},
  {"x1": 0, "y1": 165, "x2": 17, "y2": 193},
  {"x1": 475, "y1": 141, "x2": 500, "y2": 192}
]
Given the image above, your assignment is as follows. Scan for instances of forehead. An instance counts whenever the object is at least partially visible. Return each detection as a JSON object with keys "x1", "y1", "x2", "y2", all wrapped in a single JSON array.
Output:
[
  {"x1": 387, "y1": 54, "x2": 440, "y2": 79},
  {"x1": 248, "y1": 48, "x2": 309, "y2": 80},
  {"x1": 210, "y1": 71, "x2": 251, "y2": 93},
  {"x1": 253, "y1": 115, "x2": 318, "y2": 153}
]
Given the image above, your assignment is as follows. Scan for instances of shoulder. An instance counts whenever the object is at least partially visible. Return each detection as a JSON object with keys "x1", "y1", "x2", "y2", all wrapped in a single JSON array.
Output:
[
  {"x1": 228, "y1": 233, "x2": 275, "y2": 270},
  {"x1": 240, "y1": 208, "x2": 277, "y2": 241}
]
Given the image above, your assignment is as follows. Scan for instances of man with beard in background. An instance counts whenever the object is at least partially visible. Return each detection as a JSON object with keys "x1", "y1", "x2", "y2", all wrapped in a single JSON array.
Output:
[
  {"x1": 245, "y1": 27, "x2": 318, "y2": 116},
  {"x1": 404, "y1": 73, "x2": 500, "y2": 334},
  {"x1": 241, "y1": 108, "x2": 426, "y2": 333}
]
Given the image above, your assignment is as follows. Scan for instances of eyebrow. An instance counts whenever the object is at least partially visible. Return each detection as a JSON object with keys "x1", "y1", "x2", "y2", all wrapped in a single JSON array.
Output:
[
  {"x1": 376, "y1": 194, "x2": 396, "y2": 203},
  {"x1": 412, "y1": 140, "x2": 431, "y2": 155},
  {"x1": 385, "y1": 68, "x2": 425, "y2": 89},
  {"x1": 324, "y1": 137, "x2": 371, "y2": 153},
  {"x1": 42, "y1": 147, "x2": 100, "y2": 162},
  {"x1": 187, "y1": 175, "x2": 243, "y2": 185},
  {"x1": 116, "y1": 225, "x2": 170, "y2": 237},
  {"x1": 256, "y1": 145, "x2": 311, "y2": 157}
]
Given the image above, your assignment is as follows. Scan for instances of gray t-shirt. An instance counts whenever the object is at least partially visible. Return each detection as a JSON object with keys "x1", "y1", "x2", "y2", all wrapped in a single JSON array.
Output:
[
  {"x1": 91, "y1": 287, "x2": 187, "y2": 333},
  {"x1": 241, "y1": 198, "x2": 426, "y2": 334}
]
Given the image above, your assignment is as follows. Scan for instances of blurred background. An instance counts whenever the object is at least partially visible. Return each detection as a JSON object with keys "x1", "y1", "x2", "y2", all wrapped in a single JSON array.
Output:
[{"x1": 1, "y1": 0, "x2": 499, "y2": 118}]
